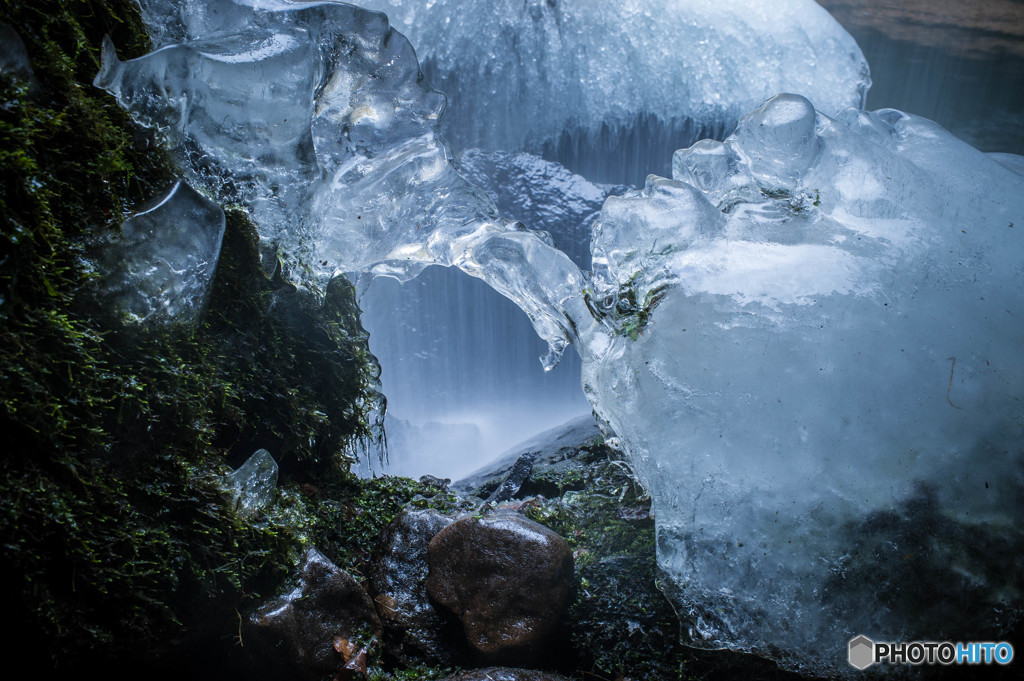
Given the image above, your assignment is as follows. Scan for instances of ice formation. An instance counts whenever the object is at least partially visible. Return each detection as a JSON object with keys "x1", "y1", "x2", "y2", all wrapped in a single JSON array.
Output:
[
  {"x1": 0, "y1": 21, "x2": 38, "y2": 91},
  {"x1": 584, "y1": 94, "x2": 1024, "y2": 672},
  {"x1": 98, "y1": 0, "x2": 585, "y2": 367},
  {"x1": 99, "y1": 0, "x2": 1024, "y2": 674},
  {"x1": 355, "y1": 0, "x2": 869, "y2": 154},
  {"x1": 223, "y1": 448, "x2": 279, "y2": 516},
  {"x1": 100, "y1": 180, "x2": 225, "y2": 323}
]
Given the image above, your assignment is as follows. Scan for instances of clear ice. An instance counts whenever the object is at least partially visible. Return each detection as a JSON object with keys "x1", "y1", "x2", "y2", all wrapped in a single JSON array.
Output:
[
  {"x1": 223, "y1": 448, "x2": 279, "y2": 517},
  {"x1": 97, "y1": 0, "x2": 583, "y2": 365},
  {"x1": 99, "y1": 180, "x2": 225, "y2": 323},
  {"x1": 100, "y1": 1, "x2": 1024, "y2": 673}
]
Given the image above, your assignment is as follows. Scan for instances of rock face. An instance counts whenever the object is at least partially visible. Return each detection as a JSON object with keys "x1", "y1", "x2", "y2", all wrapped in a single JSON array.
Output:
[
  {"x1": 440, "y1": 668, "x2": 572, "y2": 681},
  {"x1": 369, "y1": 509, "x2": 457, "y2": 664},
  {"x1": 426, "y1": 512, "x2": 574, "y2": 662},
  {"x1": 246, "y1": 548, "x2": 381, "y2": 681}
]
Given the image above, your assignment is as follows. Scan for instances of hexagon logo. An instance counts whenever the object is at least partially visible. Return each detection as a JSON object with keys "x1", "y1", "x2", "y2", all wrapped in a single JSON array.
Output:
[{"x1": 849, "y1": 635, "x2": 875, "y2": 670}]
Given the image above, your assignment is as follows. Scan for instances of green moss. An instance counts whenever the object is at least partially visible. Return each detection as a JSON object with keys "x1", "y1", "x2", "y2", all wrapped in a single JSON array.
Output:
[
  {"x1": 295, "y1": 474, "x2": 461, "y2": 579},
  {"x1": 520, "y1": 451, "x2": 800, "y2": 681},
  {"x1": 0, "y1": 1, "x2": 380, "y2": 673}
]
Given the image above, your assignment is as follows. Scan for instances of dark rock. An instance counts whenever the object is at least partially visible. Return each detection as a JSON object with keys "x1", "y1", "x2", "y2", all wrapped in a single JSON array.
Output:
[
  {"x1": 454, "y1": 415, "x2": 601, "y2": 498},
  {"x1": 369, "y1": 509, "x2": 458, "y2": 664},
  {"x1": 245, "y1": 548, "x2": 381, "y2": 681},
  {"x1": 419, "y1": 474, "x2": 452, "y2": 490},
  {"x1": 440, "y1": 667, "x2": 572, "y2": 681},
  {"x1": 426, "y1": 511, "x2": 574, "y2": 663},
  {"x1": 484, "y1": 451, "x2": 535, "y2": 504}
]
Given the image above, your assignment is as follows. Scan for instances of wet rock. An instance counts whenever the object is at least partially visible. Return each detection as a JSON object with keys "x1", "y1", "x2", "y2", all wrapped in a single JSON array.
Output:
[
  {"x1": 440, "y1": 668, "x2": 572, "y2": 681},
  {"x1": 426, "y1": 511, "x2": 574, "y2": 663},
  {"x1": 455, "y1": 415, "x2": 601, "y2": 498},
  {"x1": 245, "y1": 548, "x2": 381, "y2": 681},
  {"x1": 369, "y1": 509, "x2": 458, "y2": 664},
  {"x1": 484, "y1": 451, "x2": 535, "y2": 504}
]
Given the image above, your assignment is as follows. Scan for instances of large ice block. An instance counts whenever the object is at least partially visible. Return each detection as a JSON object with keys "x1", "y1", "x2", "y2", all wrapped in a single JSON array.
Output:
[
  {"x1": 583, "y1": 94, "x2": 1024, "y2": 673},
  {"x1": 99, "y1": 0, "x2": 591, "y2": 362}
]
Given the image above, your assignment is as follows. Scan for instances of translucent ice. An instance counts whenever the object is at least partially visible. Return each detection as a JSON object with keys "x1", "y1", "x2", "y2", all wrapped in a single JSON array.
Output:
[
  {"x1": 359, "y1": 152, "x2": 607, "y2": 476},
  {"x1": 223, "y1": 448, "x2": 279, "y2": 517},
  {"x1": 456, "y1": 150, "x2": 615, "y2": 269},
  {"x1": 584, "y1": 94, "x2": 1024, "y2": 672},
  {"x1": 100, "y1": 180, "x2": 225, "y2": 323},
  {"x1": 355, "y1": 0, "x2": 869, "y2": 152},
  {"x1": 98, "y1": 0, "x2": 588, "y2": 363}
]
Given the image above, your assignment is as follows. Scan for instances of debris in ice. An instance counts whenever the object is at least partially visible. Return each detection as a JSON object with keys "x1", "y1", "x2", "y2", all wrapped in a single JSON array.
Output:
[
  {"x1": 223, "y1": 448, "x2": 278, "y2": 517},
  {"x1": 584, "y1": 93, "x2": 1024, "y2": 673},
  {"x1": 355, "y1": 0, "x2": 870, "y2": 152},
  {"x1": 100, "y1": 180, "x2": 225, "y2": 324}
]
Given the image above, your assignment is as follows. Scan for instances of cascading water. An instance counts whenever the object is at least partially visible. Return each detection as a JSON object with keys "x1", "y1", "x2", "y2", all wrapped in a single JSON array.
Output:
[{"x1": 99, "y1": 0, "x2": 1024, "y2": 674}]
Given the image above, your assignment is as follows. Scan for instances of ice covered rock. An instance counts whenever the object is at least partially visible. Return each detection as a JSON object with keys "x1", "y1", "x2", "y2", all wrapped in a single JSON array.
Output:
[
  {"x1": 100, "y1": 180, "x2": 225, "y2": 324},
  {"x1": 583, "y1": 94, "x2": 1024, "y2": 672},
  {"x1": 355, "y1": 0, "x2": 869, "y2": 153},
  {"x1": 223, "y1": 448, "x2": 278, "y2": 516}
]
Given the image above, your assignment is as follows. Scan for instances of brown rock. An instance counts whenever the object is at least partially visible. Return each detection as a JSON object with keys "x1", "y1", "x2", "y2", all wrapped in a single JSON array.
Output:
[
  {"x1": 426, "y1": 511, "x2": 574, "y2": 662},
  {"x1": 245, "y1": 547, "x2": 381, "y2": 681}
]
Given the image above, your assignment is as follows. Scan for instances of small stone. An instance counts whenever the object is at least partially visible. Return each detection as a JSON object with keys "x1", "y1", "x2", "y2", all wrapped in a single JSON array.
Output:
[
  {"x1": 426, "y1": 511, "x2": 574, "y2": 662},
  {"x1": 245, "y1": 548, "x2": 381, "y2": 681},
  {"x1": 484, "y1": 451, "x2": 535, "y2": 504}
]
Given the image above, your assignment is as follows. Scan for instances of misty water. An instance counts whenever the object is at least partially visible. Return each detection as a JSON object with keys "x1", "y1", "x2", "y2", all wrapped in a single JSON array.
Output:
[{"x1": 363, "y1": 0, "x2": 1024, "y2": 480}]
